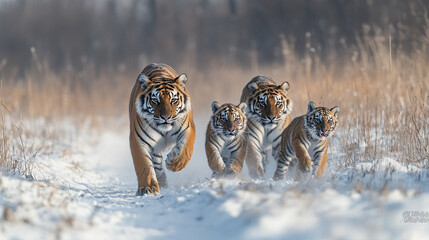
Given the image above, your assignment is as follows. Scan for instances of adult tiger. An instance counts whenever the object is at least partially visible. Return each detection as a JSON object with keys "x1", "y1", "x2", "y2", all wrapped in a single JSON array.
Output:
[
  {"x1": 129, "y1": 63, "x2": 195, "y2": 195},
  {"x1": 240, "y1": 75, "x2": 292, "y2": 178},
  {"x1": 273, "y1": 101, "x2": 339, "y2": 180},
  {"x1": 205, "y1": 101, "x2": 247, "y2": 177}
]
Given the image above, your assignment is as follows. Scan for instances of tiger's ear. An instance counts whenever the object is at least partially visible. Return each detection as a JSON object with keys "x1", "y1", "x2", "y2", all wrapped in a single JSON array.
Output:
[
  {"x1": 238, "y1": 102, "x2": 247, "y2": 112},
  {"x1": 138, "y1": 74, "x2": 149, "y2": 90},
  {"x1": 308, "y1": 101, "x2": 316, "y2": 113},
  {"x1": 211, "y1": 101, "x2": 220, "y2": 113},
  {"x1": 279, "y1": 81, "x2": 290, "y2": 93},
  {"x1": 330, "y1": 106, "x2": 340, "y2": 117},
  {"x1": 248, "y1": 82, "x2": 258, "y2": 95},
  {"x1": 175, "y1": 73, "x2": 188, "y2": 84}
]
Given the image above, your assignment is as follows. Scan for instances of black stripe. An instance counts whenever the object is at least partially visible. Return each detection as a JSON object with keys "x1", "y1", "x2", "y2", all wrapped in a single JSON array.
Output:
[
  {"x1": 177, "y1": 106, "x2": 187, "y2": 115},
  {"x1": 177, "y1": 123, "x2": 190, "y2": 140},
  {"x1": 248, "y1": 121, "x2": 263, "y2": 136},
  {"x1": 284, "y1": 149, "x2": 293, "y2": 158},
  {"x1": 314, "y1": 149, "x2": 323, "y2": 160},
  {"x1": 209, "y1": 135, "x2": 223, "y2": 149},
  {"x1": 303, "y1": 136, "x2": 311, "y2": 146},
  {"x1": 137, "y1": 117, "x2": 156, "y2": 142},
  {"x1": 145, "y1": 120, "x2": 163, "y2": 136},
  {"x1": 229, "y1": 143, "x2": 242, "y2": 156},
  {"x1": 286, "y1": 143, "x2": 294, "y2": 155},
  {"x1": 209, "y1": 138, "x2": 222, "y2": 151},
  {"x1": 149, "y1": 69, "x2": 169, "y2": 75},
  {"x1": 273, "y1": 144, "x2": 280, "y2": 153},
  {"x1": 155, "y1": 85, "x2": 175, "y2": 91},
  {"x1": 314, "y1": 144, "x2": 325, "y2": 152},
  {"x1": 278, "y1": 152, "x2": 286, "y2": 164},
  {"x1": 273, "y1": 133, "x2": 282, "y2": 143},
  {"x1": 298, "y1": 137, "x2": 308, "y2": 148},
  {"x1": 152, "y1": 160, "x2": 162, "y2": 165},
  {"x1": 171, "y1": 124, "x2": 183, "y2": 136},
  {"x1": 228, "y1": 141, "x2": 241, "y2": 153},
  {"x1": 153, "y1": 153, "x2": 162, "y2": 158},
  {"x1": 248, "y1": 128, "x2": 259, "y2": 139},
  {"x1": 227, "y1": 138, "x2": 239, "y2": 150},
  {"x1": 282, "y1": 147, "x2": 293, "y2": 158},
  {"x1": 267, "y1": 127, "x2": 277, "y2": 137},
  {"x1": 135, "y1": 126, "x2": 152, "y2": 148},
  {"x1": 153, "y1": 166, "x2": 163, "y2": 171}
]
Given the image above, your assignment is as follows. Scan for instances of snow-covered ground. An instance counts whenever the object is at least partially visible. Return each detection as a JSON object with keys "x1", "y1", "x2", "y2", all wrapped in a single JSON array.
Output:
[{"x1": 1, "y1": 117, "x2": 429, "y2": 240}]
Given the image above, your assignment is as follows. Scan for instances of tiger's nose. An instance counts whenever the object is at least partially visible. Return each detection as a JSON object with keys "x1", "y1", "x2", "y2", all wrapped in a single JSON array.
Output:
[
  {"x1": 161, "y1": 115, "x2": 170, "y2": 120},
  {"x1": 228, "y1": 128, "x2": 234, "y2": 133},
  {"x1": 268, "y1": 115, "x2": 275, "y2": 120}
]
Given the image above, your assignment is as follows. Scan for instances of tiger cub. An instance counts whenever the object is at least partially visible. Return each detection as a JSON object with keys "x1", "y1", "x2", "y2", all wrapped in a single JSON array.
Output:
[
  {"x1": 206, "y1": 101, "x2": 247, "y2": 177},
  {"x1": 129, "y1": 63, "x2": 195, "y2": 195},
  {"x1": 240, "y1": 75, "x2": 292, "y2": 178},
  {"x1": 274, "y1": 101, "x2": 339, "y2": 180}
]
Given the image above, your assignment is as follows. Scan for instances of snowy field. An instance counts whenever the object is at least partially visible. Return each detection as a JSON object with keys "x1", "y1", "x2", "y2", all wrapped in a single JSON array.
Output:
[{"x1": 1, "y1": 117, "x2": 429, "y2": 240}]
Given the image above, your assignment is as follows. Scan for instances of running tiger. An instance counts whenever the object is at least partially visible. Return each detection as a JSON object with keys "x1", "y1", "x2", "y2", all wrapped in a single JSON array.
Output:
[
  {"x1": 205, "y1": 101, "x2": 247, "y2": 177},
  {"x1": 129, "y1": 63, "x2": 195, "y2": 195},
  {"x1": 273, "y1": 101, "x2": 339, "y2": 180},
  {"x1": 240, "y1": 75, "x2": 292, "y2": 178}
]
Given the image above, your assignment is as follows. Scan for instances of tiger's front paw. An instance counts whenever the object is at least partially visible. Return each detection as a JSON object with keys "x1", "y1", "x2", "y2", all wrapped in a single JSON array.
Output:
[
  {"x1": 166, "y1": 146, "x2": 181, "y2": 164},
  {"x1": 211, "y1": 171, "x2": 225, "y2": 178},
  {"x1": 224, "y1": 169, "x2": 234, "y2": 175},
  {"x1": 226, "y1": 164, "x2": 241, "y2": 175},
  {"x1": 166, "y1": 146, "x2": 189, "y2": 172},
  {"x1": 136, "y1": 182, "x2": 160, "y2": 196}
]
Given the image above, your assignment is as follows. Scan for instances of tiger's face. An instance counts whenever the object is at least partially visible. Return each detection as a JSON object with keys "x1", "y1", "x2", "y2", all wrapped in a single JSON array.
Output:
[
  {"x1": 248, "y1": 82, "x2": 292, "y2": 125},
  {"x1": 210, "y1": 102, "x2": 247, "y2": 140},
  {"x1": 305, "y1": 101, "x2": 339, "y2": 140},
  {"x1": 136, "y1": 74, "x2": 190, "y2": 132}
]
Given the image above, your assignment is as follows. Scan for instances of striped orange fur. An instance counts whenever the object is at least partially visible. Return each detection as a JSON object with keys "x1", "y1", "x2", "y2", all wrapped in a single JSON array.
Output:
[
  {"x1": 274, "y1": 101, "x2": 339, "y2": 180},
  {"x1": 240, "y1": 75, "x2": 292, "y2": 178},
  {"x1": 205, "y1": 101, "x2": 247, "y2": 177},
  {"x1": 129, "y1": 63, "x2": 195, "y2": 195}
]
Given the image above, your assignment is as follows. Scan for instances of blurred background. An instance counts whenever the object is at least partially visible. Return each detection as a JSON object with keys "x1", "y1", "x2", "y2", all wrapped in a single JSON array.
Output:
[
  {"x1": 0, "y1": 0, "x2": 428, "y2": 169},
  {"x1": 1, "y1": 0, "x2": 428, "y2": 113},
  {"x1": 1, "y1": 0, "x2": 428, "y2": 75}
]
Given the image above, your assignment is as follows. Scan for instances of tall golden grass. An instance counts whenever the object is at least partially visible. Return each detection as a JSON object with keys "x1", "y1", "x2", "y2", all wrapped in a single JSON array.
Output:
[{"x1": 1, "y1": 25, "x2": 428, "y2": 176}]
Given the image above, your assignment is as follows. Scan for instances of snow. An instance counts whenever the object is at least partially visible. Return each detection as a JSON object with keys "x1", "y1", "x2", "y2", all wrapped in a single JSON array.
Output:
[{"x1": 1, "y1": 117, "x2": 429, "y2": 240}]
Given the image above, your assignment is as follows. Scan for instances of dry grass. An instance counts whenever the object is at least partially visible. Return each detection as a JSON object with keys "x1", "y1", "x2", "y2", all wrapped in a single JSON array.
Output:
[
  {"x1": 0, "y1": 26, "x2": 428, "y2": 176},
  {"x1": 184, "y1": 26, "x2": 428, "y2": 169}
]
